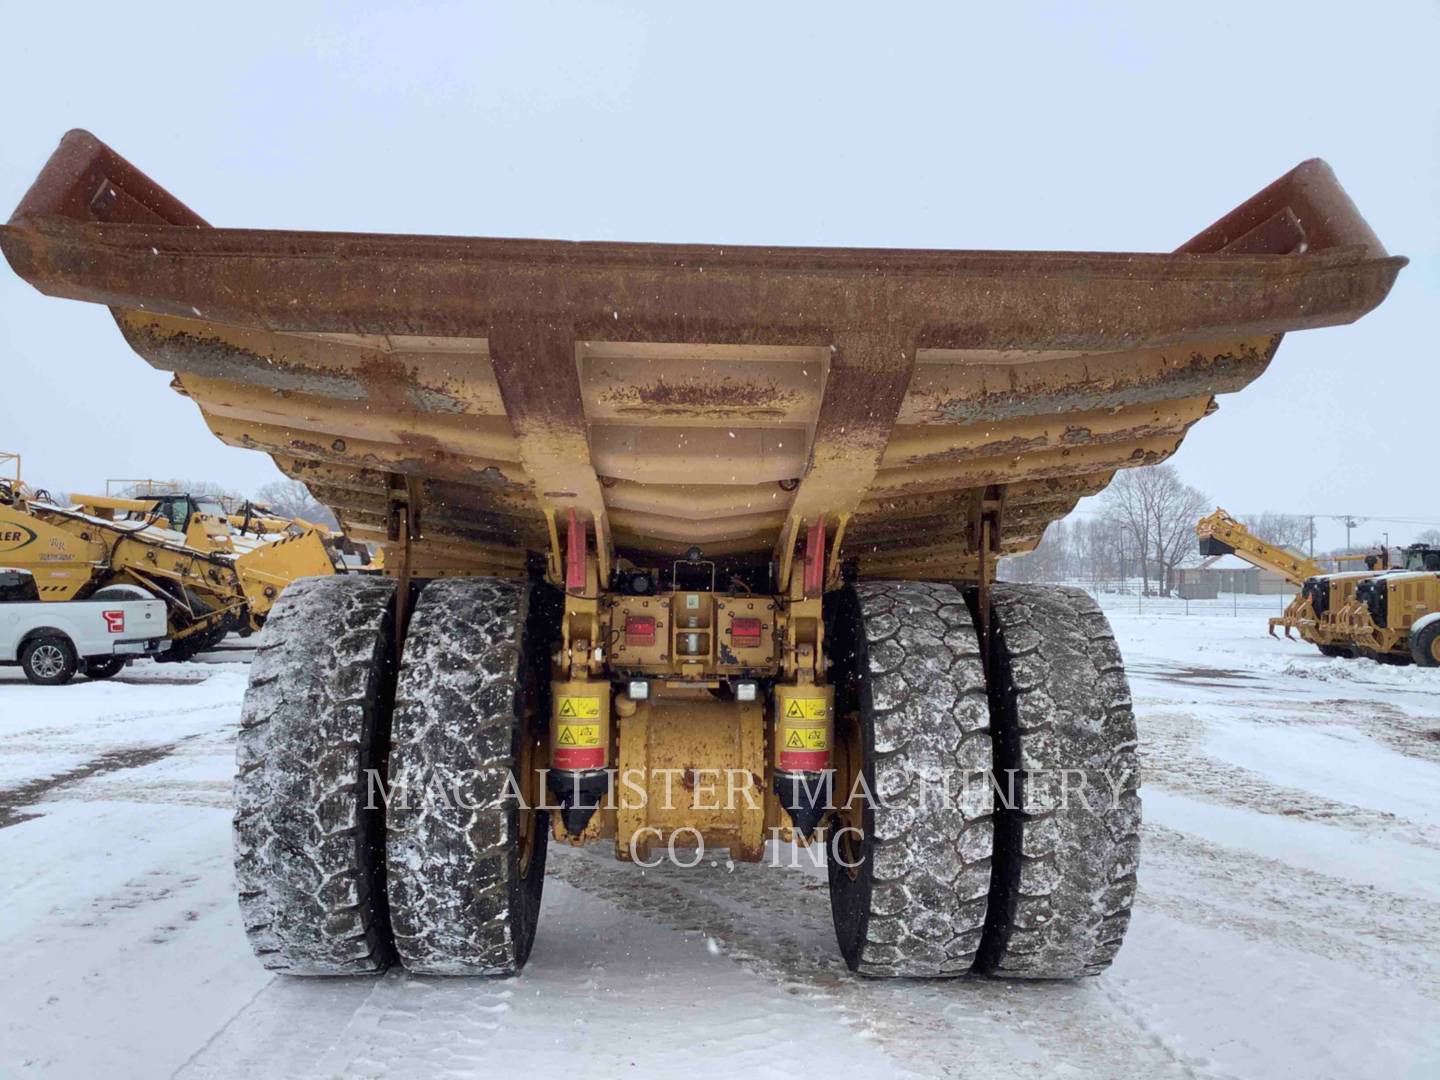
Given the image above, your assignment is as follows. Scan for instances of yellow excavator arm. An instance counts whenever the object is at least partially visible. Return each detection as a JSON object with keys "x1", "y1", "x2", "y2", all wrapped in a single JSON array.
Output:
[{"x1": 1195, "y1": 508, "x2": 1326, "y2": 587}]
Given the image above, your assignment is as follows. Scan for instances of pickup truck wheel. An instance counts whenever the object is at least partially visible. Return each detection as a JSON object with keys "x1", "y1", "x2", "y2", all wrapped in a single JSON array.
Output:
[
  {"x1": 21, "y1": 636, "x2": 78, "y2": 686},
  {"x1": 84, "y1": 657, "x2": 126, "y2": 680}
]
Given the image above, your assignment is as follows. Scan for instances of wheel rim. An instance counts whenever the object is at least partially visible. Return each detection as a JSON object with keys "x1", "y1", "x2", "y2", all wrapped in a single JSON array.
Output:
[
  {"x1": 31, "y1": 644, "x2": 65, "y2": 679},
  {"x1": 1431, "y1": 636, "x2": 1440, "y2": 664}
]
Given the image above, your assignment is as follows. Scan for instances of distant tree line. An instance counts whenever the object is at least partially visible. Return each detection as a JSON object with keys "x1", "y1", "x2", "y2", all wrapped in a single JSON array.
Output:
[
  {"x1": 1002, "y1": 464, "x2": 1438, "y2": 593},
  {"x1": 1002, "y1": 464, "x2": 1208, "y2": 594}
]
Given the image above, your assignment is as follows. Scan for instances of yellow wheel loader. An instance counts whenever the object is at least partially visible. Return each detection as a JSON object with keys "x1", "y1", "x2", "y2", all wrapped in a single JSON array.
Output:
[
  {"x1": 1, "y1": 132, "x2": 1404, "y2": 978},
  {"x1": 229, "y1": 500, "x2": 377, "y2": 568}
]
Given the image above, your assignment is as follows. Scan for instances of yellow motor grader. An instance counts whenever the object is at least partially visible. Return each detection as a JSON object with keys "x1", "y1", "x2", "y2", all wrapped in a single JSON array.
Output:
[
  {"x1": 1197, "y1": 509, "x2": 1440, "y2": 665},
  {"x1": 0, "y1": 132, "x2": 1404, "y2": 979},
  {"x1": 1283, "y1": 546, "x2": 1440, "y2": 666}
]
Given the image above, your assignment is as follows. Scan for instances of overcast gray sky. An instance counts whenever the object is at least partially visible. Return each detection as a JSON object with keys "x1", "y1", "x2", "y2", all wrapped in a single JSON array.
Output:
[{"x1": 1, "y1": 1, "x2": 1435, "y2": 549}]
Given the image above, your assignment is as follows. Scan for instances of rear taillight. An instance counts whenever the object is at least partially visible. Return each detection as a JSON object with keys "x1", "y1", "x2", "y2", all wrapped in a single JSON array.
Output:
[{"x1": 731, "y1": 617, "x2": 762, "y2": 648}]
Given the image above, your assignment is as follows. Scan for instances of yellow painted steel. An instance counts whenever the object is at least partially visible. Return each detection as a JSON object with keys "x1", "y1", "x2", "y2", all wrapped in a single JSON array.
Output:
[
  {"x1": 549, "y1": 678, "x2": 612, "y2": 763},
  {"x1": 1196, "y1": 508, "x2": 1326, "y2": 586},
  {"x1": 613, "y1": 690, "x2": 767, "y2": 862}
]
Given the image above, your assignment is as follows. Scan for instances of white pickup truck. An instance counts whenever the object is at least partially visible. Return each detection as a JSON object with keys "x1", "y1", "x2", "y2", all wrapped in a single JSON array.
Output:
[{"x1": 0, "y1": 569, "x2": 171, "y2": 685}]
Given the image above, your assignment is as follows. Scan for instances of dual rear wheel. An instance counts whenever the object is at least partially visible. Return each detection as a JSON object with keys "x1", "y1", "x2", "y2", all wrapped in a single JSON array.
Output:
[
  {"x1": 235, "y1": 576, "x2": 1139, "y2": 980},
  {"x1": 826, "y1": 581, "x2": 1139, "y2": 979},
  {"x1": 234, "y1": 575, "x2": 557, "y2": 975}
]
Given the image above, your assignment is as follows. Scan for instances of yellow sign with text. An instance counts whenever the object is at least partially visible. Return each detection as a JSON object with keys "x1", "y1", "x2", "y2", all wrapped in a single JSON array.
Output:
[
  {"x1": 783, "y1": 698, "x2": 828, "y2": 721},
  {"x1": 557, "y1": 696, "x2": 601, "y2": 720},
  {"x1": 556, "y1": 723, "x2": 602, "y2": 748},
  {"x1": 783, "y1": 726, "x2": 828, "y2": 751}
]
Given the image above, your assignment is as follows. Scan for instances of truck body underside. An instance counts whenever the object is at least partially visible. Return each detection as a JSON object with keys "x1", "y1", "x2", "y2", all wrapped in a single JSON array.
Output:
[{"x1": 0, "y1": 133, "x2": 1403, "y2": 587}]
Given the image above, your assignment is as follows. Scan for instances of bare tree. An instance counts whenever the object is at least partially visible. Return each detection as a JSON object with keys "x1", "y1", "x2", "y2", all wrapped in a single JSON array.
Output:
[
  {"x1": 254, "y1": 478, "x2": 339, "y2": 529},
  {"x1": 1415, "y1": 528, "x2": 1440, "y2": 547},
  {"x1": 1101, "y1": 469, "x2": 1155, "y2": 592},
  {"x1": 1241, "y1": 511, "x2": 1314, "y2": 554},
  {"x1": 1000, "y1": 466, "x2": 1210, "y2": 590},
  {"x1": 1101, "y1": 465, "x2": 1207, "y2": 594},
  {"x1": 116, "y1": 478, "x2": 248, "y2": 507},
  {"x1": 1003, "y1": 519, "x2": 1071, "y2": 583},
  {"x1": 1150, "y1": 473, "x2": 1211, "y2": 594}
]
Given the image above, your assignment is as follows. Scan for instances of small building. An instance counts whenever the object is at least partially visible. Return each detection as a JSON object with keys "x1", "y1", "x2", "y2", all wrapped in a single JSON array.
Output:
[{"x1": 1174, "y1": 553, "x2": 1300, "y2": 599}]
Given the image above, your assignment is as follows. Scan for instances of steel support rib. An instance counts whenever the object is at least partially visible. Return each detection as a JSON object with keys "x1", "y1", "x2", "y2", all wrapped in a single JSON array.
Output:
[
  {"x1": 774, "y1": 328, "x2": 916, "y2": 589},
  {"x1": 488, "y1": 320, "x2": 612, "y2": 587}
]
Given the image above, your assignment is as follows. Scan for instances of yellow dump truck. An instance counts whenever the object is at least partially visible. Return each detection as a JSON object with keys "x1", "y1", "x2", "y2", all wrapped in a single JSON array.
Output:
[{"x1": 1, "y1": 131, "x2": 1404, "y2": 979}]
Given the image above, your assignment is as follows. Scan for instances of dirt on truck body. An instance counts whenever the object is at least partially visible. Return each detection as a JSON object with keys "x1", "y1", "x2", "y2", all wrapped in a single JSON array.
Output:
[{"x1": 1, "y1": 131, "x2": 1403, "y2": 981}]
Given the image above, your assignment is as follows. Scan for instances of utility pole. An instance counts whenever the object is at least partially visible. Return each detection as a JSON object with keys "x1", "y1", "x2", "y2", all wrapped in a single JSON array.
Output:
[
  {"x1": 1308, "y1": 515, "x2": 1315, "y2": 557},
  {"x1": 1332, "y1": 515, "x2": 1365, "y2": 551}
]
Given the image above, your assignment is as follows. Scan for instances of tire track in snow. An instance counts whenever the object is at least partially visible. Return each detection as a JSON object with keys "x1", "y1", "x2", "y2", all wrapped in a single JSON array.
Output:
[
  {"x1": 1139, "y1": 707, "x2": 1440, "y2": 851},
  {"x1": 303, "y1": 970, "x2": 515, "y2": 1078},
  {"x1": 0, "y1": 700, "x2": 236, "y2": 753},
  {"x1": 0, "y1": 737, "x2": 200, "y2": 829},
  {"x1": 1140, "y1": 823, "x2": 1440, "y2": 998},
  {"x1": 547, "y1": 847, "x2": 1207, "y2": 1079}
]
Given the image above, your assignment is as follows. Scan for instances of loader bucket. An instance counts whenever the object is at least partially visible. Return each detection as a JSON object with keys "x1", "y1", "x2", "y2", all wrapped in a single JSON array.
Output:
[
  {"x1": 0, "y1": 131, "x2": 1404, "y2": 584},
  {"x1": 233, "y1": 528, "x2": 337, "y2": 620}
]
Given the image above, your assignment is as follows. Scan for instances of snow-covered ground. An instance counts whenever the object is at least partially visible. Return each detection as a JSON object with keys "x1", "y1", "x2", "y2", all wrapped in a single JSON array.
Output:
[{"x1": 2, "y1": 601, "x2": 1437, "y2": 1079}]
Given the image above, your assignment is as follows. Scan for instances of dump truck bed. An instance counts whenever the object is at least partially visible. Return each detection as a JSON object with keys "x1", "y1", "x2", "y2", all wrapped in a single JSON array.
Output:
[{"x1": 1, "y1": 132, "x2": 1403, "y2": 584}]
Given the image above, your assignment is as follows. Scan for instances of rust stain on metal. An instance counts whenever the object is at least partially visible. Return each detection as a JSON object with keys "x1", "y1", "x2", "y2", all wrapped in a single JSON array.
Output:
[
  {"x1": 120, "y1": 319, "x2": 368, "y2": 400},
  {"x1": 921, "y1": 342, "x2": 1276, "y2": 426},
  {"x1": 601, "y1": 375, "x2": 800, "y2": 417}
]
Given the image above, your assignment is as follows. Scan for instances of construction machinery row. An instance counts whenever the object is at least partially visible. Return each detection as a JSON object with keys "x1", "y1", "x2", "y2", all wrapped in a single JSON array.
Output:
[
  {"x1": 0, "y1": 132, "x2": 1405, "y2": 978},
  {"x1": 1197, "y1": 508, "x2": 1440, "y2": 666},
  {"x1": 0, "y1": 463, "x2": 345, "y2": 659}
]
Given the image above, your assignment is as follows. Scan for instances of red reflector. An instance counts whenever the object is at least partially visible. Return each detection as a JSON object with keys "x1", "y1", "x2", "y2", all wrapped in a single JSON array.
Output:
[
  {"x1": 731, "y1": 617, "x2": 762, "y2": 647},
  {"x1": 625, "y1": 616, "x2": 656, "y2": 646}
]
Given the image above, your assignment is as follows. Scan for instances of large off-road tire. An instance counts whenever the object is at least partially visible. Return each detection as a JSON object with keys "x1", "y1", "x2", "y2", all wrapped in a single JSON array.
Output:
[
  {"x1": 1317, "y1": 644, "x2": 1349, "y2": 659},
  {"x1": 234, "y1": 575, "x2": 398, "y2": 975},
  {"x1": 161, "y1": 620, "x2": 229, "y2": 663},
  {"x1": 978, "y1": 584, "x2": 1140, "y2": 978},
  {"x1": 1411, "y1": 620, "x2": 1440, "y2": 668},
  {"x1": 824, "y1": 581, "x2": 994, "y2": 977},
  {"x1": 385, "y1": 577, "x2": 561, "y2": 975}
]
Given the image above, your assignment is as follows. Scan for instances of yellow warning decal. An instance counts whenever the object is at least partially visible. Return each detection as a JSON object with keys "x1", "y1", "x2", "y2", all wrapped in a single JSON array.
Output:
[
  {"x1": 783, "y1": 698, "x2": 828, "y2": 721},
  {"x1": 557, "y1": 696, "x2": 601, "y2": 720},
  {"x1": 782, "y1": 726, "x2": 828, "y2": 751},
  {"x1": 556, "y1": 723, "x2": 602, "y2": 748}
]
